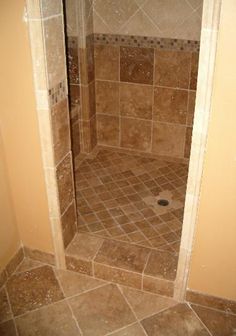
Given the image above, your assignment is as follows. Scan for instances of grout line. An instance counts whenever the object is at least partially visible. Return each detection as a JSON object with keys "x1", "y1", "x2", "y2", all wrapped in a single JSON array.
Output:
[
  {"x1": 105, "y1": 321, "x2": 139, "y2": 336},
  {"x1": 187, "y1": 301, "x2": 236, "y2": 317},
  {"x1": 116, "y1": 285, "x2": 149, "y2": 336},
  {"x1": 53, "y1": 269, "x2": 84, "y2": 336},
  {"x1": 97, "y1": 112, "x2": 188, "y2": 128},
  {"x1": 5, "y1": 288, "x2": 19, "y2": 336},
  {"x1": 188, "y1": 303, "x2": 214, "y2": 336}
]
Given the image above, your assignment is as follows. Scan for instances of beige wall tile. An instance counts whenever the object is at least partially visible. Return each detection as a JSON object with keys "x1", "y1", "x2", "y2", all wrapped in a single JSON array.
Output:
[
  {"x1": 120, "y1": 83, "x2": 153, "y2": 120},
  {"x1": 43, "y1": 16, "x2": 66, "y2": 89},
  {"x1": 41, "y1": 0, "x2": 62, "y2": 17},
  {"x1": 64, "y1": 0, "x2": 78, "y2": 36},
  {"x1": 142, "y1": 0, "x2": 201, "y2": 39},
  {"x1": 93, "y1": 11, "x2": 111, "y2": 34},
  {"x1": 121, "y1": 117, "x2": 152, "y2": 152},
  {"x1": 93, "y1": 0, "x2": 138, "y2": 33},
  {"x1": 119, "y1": 9, "x2": 161, "y2": 37},
  {"x1": 93, "y1": 0, "x2": 203, "y2": 40},
  {"x1": 28, "y1": 20, "x2": 47, "y2": 91},
  {"x1": 152, "y1": 122, "x2": 186, "y2": 157}
]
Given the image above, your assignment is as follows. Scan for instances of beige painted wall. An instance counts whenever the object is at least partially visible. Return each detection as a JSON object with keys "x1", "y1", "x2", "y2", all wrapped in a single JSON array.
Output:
[
  {"x1": 188, "y1": 0, "x2": 236, "y2": 301},
  {"x1": 93, "y1": 0, "x2": 203, "y2": 40},
  {"x1": 0, "y1": 131, "x2": 21, "y2": 269},
  {"x1": 0, "y1": 0, "x2": 54, "y2": 257}
]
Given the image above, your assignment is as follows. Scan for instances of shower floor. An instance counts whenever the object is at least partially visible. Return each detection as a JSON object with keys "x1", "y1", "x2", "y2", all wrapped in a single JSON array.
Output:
[{"x1": 66, "y1": 147, "x2": 189, "y2": 296}]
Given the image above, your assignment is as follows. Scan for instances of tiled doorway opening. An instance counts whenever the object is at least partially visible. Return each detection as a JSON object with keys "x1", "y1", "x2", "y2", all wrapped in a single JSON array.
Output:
[
  {"x1": 0, "y1": 1, "x2": 228, "y2": 335},
  {"x1": 25, "y1": 0, "x2": 222, "y2": 306}
]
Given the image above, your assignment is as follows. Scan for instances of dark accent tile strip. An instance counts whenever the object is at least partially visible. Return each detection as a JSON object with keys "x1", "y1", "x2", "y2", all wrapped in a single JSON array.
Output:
[
  {"x1": 93, "y1": 33, "x2": 200, "y2": 52},
  {"x1": 49, "y1": 80, "x2": 67, "y2": 107}
]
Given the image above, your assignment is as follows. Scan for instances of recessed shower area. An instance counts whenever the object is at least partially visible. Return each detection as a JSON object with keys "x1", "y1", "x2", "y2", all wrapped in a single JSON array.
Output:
[{"x1": 63, "y1": 0, "x2": 202, "y2": 296}]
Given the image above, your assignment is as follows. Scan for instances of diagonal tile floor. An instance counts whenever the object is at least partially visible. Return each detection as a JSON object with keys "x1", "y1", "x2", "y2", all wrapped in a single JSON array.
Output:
[
  {"x1": 0, "y1": 259, "x2": 235, "y2": 335},
  {"x1": 75, "y1": 148, "x2": 188, "y2": 253}
]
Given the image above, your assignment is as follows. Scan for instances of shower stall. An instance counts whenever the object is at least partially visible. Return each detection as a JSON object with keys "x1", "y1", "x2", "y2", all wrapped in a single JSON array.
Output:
[{"x1": 61, "y1": 0, "x2": 202, "y2": 296}]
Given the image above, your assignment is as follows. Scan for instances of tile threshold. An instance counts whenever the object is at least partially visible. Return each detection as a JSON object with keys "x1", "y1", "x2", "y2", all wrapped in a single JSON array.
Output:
[{"x1": 66, "y1": 233, "x2": 176, "y2": 298}]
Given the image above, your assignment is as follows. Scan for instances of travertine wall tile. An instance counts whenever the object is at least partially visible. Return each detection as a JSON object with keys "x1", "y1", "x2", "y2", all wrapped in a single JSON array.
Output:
[
  {"x1": 154, "y1": 50, "x2": 192, "y2": 89},
  {"x1": 153, "y1": 87, "x2": 188, "y2": 124},
  {"x1": 121, "y1": 118, "x2": 152, "y2": 151},
  {"x1": 120, "y1": 47, "x2": 154, "y2": 85},
  {"x1": 95, "y1": 45, "x2": 120, "y2": 81},
  {"x1": 97, "y1": 114, "x2": 120, "y2": 146},
  {"x1": 56, "y1": 153, "x2": 74, "y2": 214},
  {"x1": 61, "y1": 201, "x2": 77, "y2": 248},
  {"x1": 51, "y1": 99, "x2": 71, "y2": 165},
  {"x1": 93, "y1": 0, "x2": 203, "y2": 41},
  {"x1": 41, "y1": 0, "x2": 62, "y2": 17},
  {"x1": 64, "y1": 0, "x2": 78, "y2": 36},
  {"x1": 95, "y1": 38, "x2": 199, "y2": 158},
  {"x1": 152, "y1": 122, "x2": 186, "y2": 157},
  {"x1": 96, "y1": 81, "x2": 120, "y2": 115},
  {"x1": 120, "y1": 83, "x2": 153, "y2": 120}
]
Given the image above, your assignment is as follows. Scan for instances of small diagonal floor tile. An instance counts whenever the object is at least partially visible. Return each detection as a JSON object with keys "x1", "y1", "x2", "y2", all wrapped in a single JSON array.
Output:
[
  {"x1": 55, "y1": 269, "x2": 107, "y2": 297},
  {"x1": 6, "y1": 265, "x2": 64, "y2": 316},
  {"x1": 0, "y1": 287, "x2": 12, "y2": 323},
  {"x1": 15, "y1": 258, "x2": 44, "y2": 273},
  {"x1": 144, "y1": 249, "x2": 178, "y2": 281},
  {"x1": 109, "y1": 323, "x2": 146, "y2": 336},
  {"x1": 15, "y1": 301, "x2": 81, "y2": 336},
  {"x1": 119, "y1": 285, "x2": 176, "y2": 319},
  {"x1": 94, "y1": 239, "x2": 150, "y2": 273},
  {"x1": 141, "y1": 303, "x2": 210, "y2": 335},
  {"x1": 0, "y1": 320, "x2": 17, "y2": 336},
  {"x1": 68, "y1": 283, "x2": 136, "y2": 336},
  {"x1": 191, "y1": 304, "x2": 236, "y2": 336}
]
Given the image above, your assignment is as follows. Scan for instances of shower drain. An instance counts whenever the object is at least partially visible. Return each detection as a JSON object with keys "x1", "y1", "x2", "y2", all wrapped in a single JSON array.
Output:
[{"x1": 157, "y1": 199, "x2": 169, "y2": 207}]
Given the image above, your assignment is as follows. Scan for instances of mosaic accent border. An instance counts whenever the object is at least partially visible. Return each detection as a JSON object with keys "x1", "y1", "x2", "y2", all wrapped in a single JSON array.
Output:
[
  {"x1": 93, "y1": 33, "x2": 200, "y2": 52},
  {"x1": 49, "y1": 80, "x2": 67, "y2": 107}
]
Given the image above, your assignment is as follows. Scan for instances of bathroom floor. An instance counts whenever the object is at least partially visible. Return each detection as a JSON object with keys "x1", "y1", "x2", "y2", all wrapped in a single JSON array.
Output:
[{"x1": 1, "y1": 258, "x2": 235, "y2": 335}]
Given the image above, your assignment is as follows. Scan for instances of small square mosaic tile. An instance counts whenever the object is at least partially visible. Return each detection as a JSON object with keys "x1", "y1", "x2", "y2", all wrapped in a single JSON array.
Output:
[{"x1": 75, "y1": 148, "x2": 188, "y2": 254}]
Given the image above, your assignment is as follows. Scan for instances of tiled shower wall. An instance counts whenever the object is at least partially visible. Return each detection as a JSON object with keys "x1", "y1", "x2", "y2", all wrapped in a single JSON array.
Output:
[
  {"x1": 64, "y1": 0, "x2": 202, "y2": 159},
  {"x1": 95, "y1": 36, "x2": 198, "y2": 158},
  {"x1": 93, "y1": 0, "x2": 202, "y2": 40}
]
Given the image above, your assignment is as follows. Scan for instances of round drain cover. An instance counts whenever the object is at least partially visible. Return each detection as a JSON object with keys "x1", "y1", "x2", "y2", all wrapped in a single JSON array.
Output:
[{"x1": 157, "y1": 199, "x2": 169, "y2": 207}]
